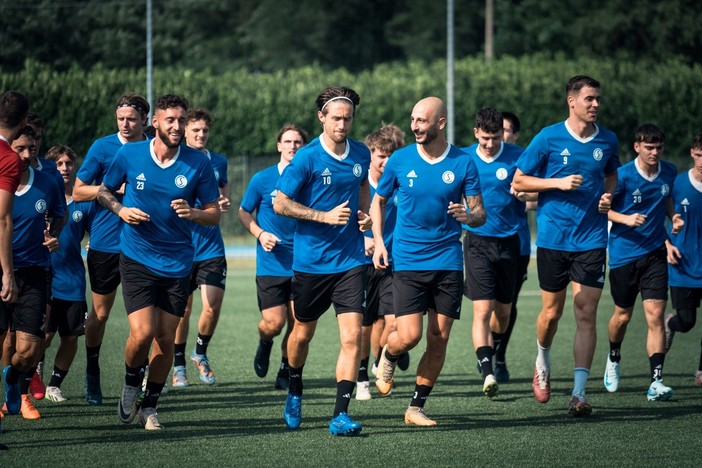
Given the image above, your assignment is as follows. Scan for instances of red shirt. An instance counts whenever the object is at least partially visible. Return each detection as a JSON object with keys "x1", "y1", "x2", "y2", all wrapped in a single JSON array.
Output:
[{"x1": 0, "y1": 138, "x2": 22, "y2": 193}]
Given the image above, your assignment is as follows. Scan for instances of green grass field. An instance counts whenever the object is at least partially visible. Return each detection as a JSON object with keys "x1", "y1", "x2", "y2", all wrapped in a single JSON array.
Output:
[{"x1": 1, "y1": 259, "x2": 700, "y2": 466}]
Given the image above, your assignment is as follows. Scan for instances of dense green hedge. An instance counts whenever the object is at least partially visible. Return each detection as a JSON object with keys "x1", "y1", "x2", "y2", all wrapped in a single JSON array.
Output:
[{"x1": 3, "y1": 56, "x2": 701, "y2": 236}]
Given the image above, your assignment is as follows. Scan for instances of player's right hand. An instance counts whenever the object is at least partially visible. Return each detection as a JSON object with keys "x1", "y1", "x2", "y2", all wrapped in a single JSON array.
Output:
[
  {"x1": 258, "y1": 231, "x2": 281, "y2": 252},
  {"x1": 325, "y1": 200, "x2": 351, "y2": 225},
  {"x1": 119, "y1": 207, "x2": 150, "y2": 224},
  {"x1": 560, "y1": 174, "x2": 583, "y2": 191},
  {"x1": 373, "y1": 242, "x2": 389, "y2": 270},
  {"x1": 626, "y1": 213, "x2": 647, "y2": 227}
]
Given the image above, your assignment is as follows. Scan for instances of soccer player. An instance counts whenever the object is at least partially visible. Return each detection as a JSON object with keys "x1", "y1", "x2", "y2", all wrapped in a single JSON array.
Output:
[
  {"x1": 74, "y1": 93, "x2": 150, "y2": 405},
  {"x1": 273, "y1": 87, "x2": 371, "y2": 436},
  {"x1": 98, "y1": 94, "x2": 220, "y2": 430},
  {"x1": 512, "y1": 75, "x2": 620, "y2": 417},
  {"x1": 0, "y1": 91, "x2": 26, "y2": 307},
  {"x1": 372, "y1": 97, "x2": 485, "y2": 426},
  {"x1": 664, "y1": 132, "x2": 702, "y2": 385},
  {"x1": 489, "y1": 110, "x2": 531, "y2": 383},
  {"x1": 1, "y1": 125, "x2": 64, "y2": 420},
  {"x1": 171, "y1": 108, "x2": 231, "y2": 388},
  {"x1": 239, "y1": 123, "x2": 308, "y2": 390},
  {"x1": 356, "y1": 123, "x2": 405, "y2": 401},
  {"x1": 462, "y1": 108, "x2": 525, "y2": 399},
  {"x1": 603, "y1": 124, "x2": 681, "y2": 400},
  {"x1": 43, "y1": 145, "x2": 94, "y2": 402}
]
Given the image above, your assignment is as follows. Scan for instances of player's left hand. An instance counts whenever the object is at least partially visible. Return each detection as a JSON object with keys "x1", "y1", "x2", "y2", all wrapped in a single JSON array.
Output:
[
  {"x1": 43, "y1": 229, "x2": 60, "y2": 253},
  {"x1": 598, "y1": 192, "x2": 613, "y2": 213},
  {"x1": 218, "y1": 195, "x2": 231, "y2": 213},
  {"x1": 671, "y1": 213, "x2": 684, "y2": 234},
  {"x1": 364, "y1": 236, "x2": 375, "y2": 256},
  {"x1": 448, "y1": 201, "x2": 468, "y2": 223},
  {"x1": 357, "y1": 210, "x2": 372, "y2": 232}
]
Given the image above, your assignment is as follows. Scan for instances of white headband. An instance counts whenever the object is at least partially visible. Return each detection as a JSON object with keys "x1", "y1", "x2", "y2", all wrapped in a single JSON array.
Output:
[{"x1": 321, "y1": 96, "x2": 354, "y2": 112}]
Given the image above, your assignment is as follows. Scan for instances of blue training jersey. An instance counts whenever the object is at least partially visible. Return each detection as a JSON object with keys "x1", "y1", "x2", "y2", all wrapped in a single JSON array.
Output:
[
  {"x1": 51, "y1": 198, "x2": 94, "y2": 301},
  {"x1": 366, "y1": 177, "x2": 398, "y2": 264},
  {"x1": 276, "y1": 136, "x2": 370, "y2": 274},
  {"x1": 192, "y1": 149, "x2": 227, "y2": 262},
  {"x1": 77, "y1": 133, "x2": 148, "y2": 253},
  {"x1": 516, "y1": 121, "x2": 620, "y2": 252},
  {"x1": 103, "y1": 140, "x2": 220, "y2": 277},
  {"x1": 462, "y1": 142, "x2": 523, "y2": 238},
  {"x1": 376, "y1": 143, "x2": 481, "y2": 272},
  {"x1": 13, "y1": 167, "x2": 66, "y2": 269},
  {"x1": 608, "y1": 158, "x2": 677, "y2": 269},
  {"x1": 241, "y1": 163, "x2": 296, "y2": 277},
  {"x1": 668, "y1": 170, "x2": 702, "y2": 288}
]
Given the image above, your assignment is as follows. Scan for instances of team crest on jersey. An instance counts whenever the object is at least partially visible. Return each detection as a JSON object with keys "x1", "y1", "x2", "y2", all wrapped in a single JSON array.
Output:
[
  {"x1": 353, "y1": 164, "x2": 362, "y2": 177},
  {"x1": 35, "y1": 199, "x2": 47, "y2": 213},
  {"x1": 72, "y1": 210, "x2": 83, "y2": 222},
  {"x1": 661, "y1": 184, "x2": 670, "y2": 196},
  {"x1": 393, "y1": 194, "x2": 398, "y2": 206},
  {"x1": 593, "y1": 148, "x2": 603, "y2": 161},
  {"x1": 175, "y1": 175, "x2": 188, "y2": 188},
  {"x1": 495, "y1": 168, "x2": 508, "y2": 181},
  {"x1": 214, "y1": 169, "x2": 220, "y2": 182},
  {"x1": 442, "y1": 171, "x2": 455, "y2": 184}
]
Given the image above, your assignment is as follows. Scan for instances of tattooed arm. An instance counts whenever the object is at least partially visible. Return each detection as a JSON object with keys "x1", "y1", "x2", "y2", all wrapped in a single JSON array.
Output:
[
  {"x1": 273, "y1": 190, "x2": 350, "y2": 225},
  {"x1": 463, "y1": 193, "x2": 487, "y2": 228},
  {"x1": 97, "y1": 183, "x2": 150, "y2": 225}
]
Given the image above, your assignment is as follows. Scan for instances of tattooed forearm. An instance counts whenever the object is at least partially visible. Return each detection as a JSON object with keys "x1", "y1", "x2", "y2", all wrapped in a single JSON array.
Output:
[
  {"x1": 97, "y1": 184, "x2": 124, "y2": 215},
  {"x1": 464, "y1": 194, "x2": 487, "y2": 228},
  {"x1": 280, "y1": 199, "x2": 324, "y2": 222}
]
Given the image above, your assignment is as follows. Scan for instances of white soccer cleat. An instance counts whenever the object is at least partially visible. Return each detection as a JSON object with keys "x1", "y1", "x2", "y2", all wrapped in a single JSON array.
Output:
[
  {"x1": 137, "y1": 407, "x2": 164, "y2": 430},
  {"x1": 647, "y1": 380, "x2": 673, "y2": 401},
  {"x1": 483, "y1": 374, "x2": 498, "y2": 399},
  {"x1": 603, "y1": 356, "x2": 620, "y2": 393},
  {"x1": 45, "y1": 386, "x2": 67, "y2": 402},
  {"x1": 355, "y1": 381, "x2": 372, "y2": 401}
]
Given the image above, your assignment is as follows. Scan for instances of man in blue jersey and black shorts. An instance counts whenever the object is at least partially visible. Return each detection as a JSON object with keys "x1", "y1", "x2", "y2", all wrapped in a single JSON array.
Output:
[
  {"x1": 512, "y1": 75, "x2": 620, "y2": 417},
  {"x1": 372, "y1": 97, "x2": 485, "y2": 426},
  {"x1": 43, "y1": 145, "x2": 94, "y2": 403},
  {"x1": 604, "y1": 124, "x2": 681, "y2": 400},
  {"x1": 274, "y1": 87, "x2": 372, "y2": 436},
  {"x1": 665, "y1": 132, "x2": 702, "y2": 385},
  {"x1": 98, "y1": 94, "x2": 220, "y2": 430},
  {"x1": 74, "y1": 93, "x2": 150, "y2": 405},
  {"x1": 171, "y1": 108, "x2": 231, "y2": 388},
  {"x1": 462, "y1": 108, "x2": 527, "y2": 399},
  {"x1": 2, "y1": 125, "x2": 64, "y2": 420},
  {"x1": 239, "y1": 123, "x2": 308, "y2": 390}
]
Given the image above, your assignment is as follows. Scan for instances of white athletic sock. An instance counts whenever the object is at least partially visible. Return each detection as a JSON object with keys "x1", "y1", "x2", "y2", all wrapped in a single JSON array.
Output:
[
  {"x1": 572, "y1": 367, "x2": 590, "y2": 396},
  {"x1": 535, "y1": 340, "x2": 551, "y2": 370}
]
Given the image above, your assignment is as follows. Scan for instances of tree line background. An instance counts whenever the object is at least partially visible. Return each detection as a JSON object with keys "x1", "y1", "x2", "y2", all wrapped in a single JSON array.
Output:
[{"x1": 2, "y1": 0, "x2": 702, "y2": 237}]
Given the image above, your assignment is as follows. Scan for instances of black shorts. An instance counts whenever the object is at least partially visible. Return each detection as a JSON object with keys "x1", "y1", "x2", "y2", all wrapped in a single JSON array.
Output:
[
  {"x1": 609, "y1": 246, "x2": 668, "y2": 308},
  {"x1": 364, "y1": 265, "x2": 393, "y2": 326},
  {"x1": 393, "y1": 270, "x2": 463, "y2": 319},
  {"x1": 0, "y1": 267, "x2": 47, "y2": 337},
  {"x1": 87, "y1": 249, "x2": 121, "y2": 294},
  {"x1": 514, "y1": 254, "x2": 530, "y2": 302},
  {"x1": 292, "y1": 265, "x2": 366, "y2": 323},
  {"x1": 189, "y1": 256, "x2": 227, "y2": 293},
  {"x1": 670, "y1": 286, "x2": 702, "y2": 311},
  {"x1": 256, "y1": 275, "x2": 293, "y2": 311},
  {"x1": 48, "y1": 298, "x2": 87, "y2": 336},
  {"x1": 463, "y1": 232, "x2": 519, "y2": 303},
  {"x1": 537, "y1": 247, "x2": 606, "y2": 292},
  {"x1": 120, "y1": 255, "x2": 190, "y2": 317}
]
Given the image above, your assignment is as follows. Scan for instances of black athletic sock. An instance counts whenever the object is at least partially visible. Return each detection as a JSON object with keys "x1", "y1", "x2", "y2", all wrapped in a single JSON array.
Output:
[
  {"x1": 476, "y1": 346, "x2": 493, "y2": 378},
  {"x1": 491, "y1": 332, "x2": 503, "y2": 359},
  {"x1": 125, "y1": 363, "x2": 143, "y2": 387},
  {"x1": 174, "y1": 343, "x2": 187, "y2": 367},
  {"x1": 48, "y1": 366, "x2": 69, "y2": 388},
  {"x1": 288, "y1": 365, "x2": 304, "y2": 396},
  {"x1": 650, "y1": 353, "x2": 665, "y2": 382},
  {"x1": 141, "y1": 381, "x2": 164, "y2": 409},
  {"x1": 358, "y1": 357, "x2": 369, "y2": 382},
  {"x1": 86, "y1": 344, "x2": 101, "y2": 375},
  {"x1": 495, "y1": 303, "x2": 518, "y2": 362},
  {"x1": 384, "y1": 348, "x2": 399, "y2": 363},
  {"x1": 333, "y1": 380, "x2": 356, "y2": 417},
  {"x1": 195, "y1": 333, "x2": 213, "y2": 356},
  {"x1": 277, "y1": 356, "x2": 290, "y2": 377},
  {"x1": 19, "y1": 369, "x2": 34, "y2": 394},
  {"x1": 609, "y1": 341, "x2": 622, "y2": 363},
  {"x1": 409, "y1": 384, "x2": 433, "y2": 408}
]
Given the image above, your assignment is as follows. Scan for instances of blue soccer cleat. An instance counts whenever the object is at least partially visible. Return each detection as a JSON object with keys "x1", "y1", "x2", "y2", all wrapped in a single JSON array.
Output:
[
  {"x1": 3, "y1": 366, "x2": 21, "y2": 415},
  {"x1": 329, "y1": 412, "x2": 362, "y2": 436},
  {"x1": 284, "y1": 393, "x2": 302, "y2": 430}
]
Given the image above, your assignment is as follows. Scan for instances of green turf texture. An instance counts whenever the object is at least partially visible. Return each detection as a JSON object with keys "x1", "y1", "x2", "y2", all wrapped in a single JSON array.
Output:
[{"x1": 1, "y1": 261, "x2": 700, "y2": 466}]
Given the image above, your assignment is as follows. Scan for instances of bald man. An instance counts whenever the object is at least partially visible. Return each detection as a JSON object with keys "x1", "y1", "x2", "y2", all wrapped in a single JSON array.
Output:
[{"x1": 371, "y1": 97, "x2": 485, "y2": 426}]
